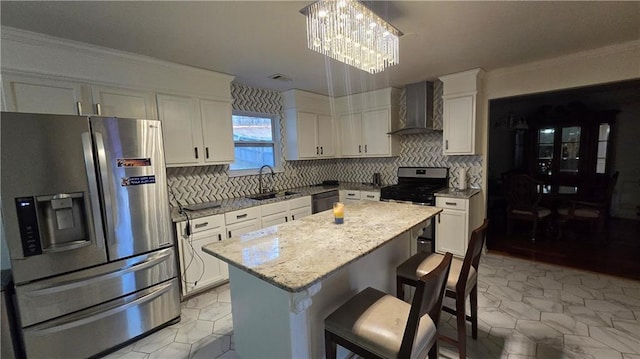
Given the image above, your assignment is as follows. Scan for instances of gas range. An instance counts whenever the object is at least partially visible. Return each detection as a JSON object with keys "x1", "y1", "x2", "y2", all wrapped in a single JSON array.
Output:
[{"x1": 380, "y1": 167, "x2": 449, "y2": 206}]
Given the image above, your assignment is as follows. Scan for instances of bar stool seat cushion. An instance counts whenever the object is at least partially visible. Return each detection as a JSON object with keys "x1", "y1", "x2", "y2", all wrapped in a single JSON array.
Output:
[
  {"x1": 397, "y1": 252, "x2": 477, "y2": 297},
  {"x1": 512, "y1": 207, "x2": 551, "y2": 217},
  {"x1": 324, "y1": 287, "x2": 437, "y2": 359}
]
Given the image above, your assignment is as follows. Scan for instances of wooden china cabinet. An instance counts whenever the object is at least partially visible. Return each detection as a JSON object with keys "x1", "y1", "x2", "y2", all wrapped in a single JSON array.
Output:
[{"x1": 528, "y1": 104, "x2": 617, "y2": 195}]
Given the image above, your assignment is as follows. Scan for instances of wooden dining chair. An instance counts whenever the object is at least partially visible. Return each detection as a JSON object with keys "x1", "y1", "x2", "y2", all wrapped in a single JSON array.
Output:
[
  {"x1": 557, "y1": 171, "x2": 618, "y2": 234},
  {"x1": 505, "y1": 174, "x2": 551, "y2": 242},
  {"x1": 324, "y1": 252, "x2": 453, "y2": 359},
  {"x1": 396, "y1": 219, "x2": 489, "y2": 359}
]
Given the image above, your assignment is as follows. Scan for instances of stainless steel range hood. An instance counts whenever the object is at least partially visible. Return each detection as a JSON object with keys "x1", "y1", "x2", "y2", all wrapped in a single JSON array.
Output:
[{"x1": 389, "y1": 81, "x2": 439, "y2": 135}]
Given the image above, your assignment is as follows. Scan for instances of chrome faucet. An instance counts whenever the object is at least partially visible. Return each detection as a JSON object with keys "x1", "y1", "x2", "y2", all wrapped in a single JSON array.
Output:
[{"x1": 258, "y1": 165, "x2": 275, "y2": 194}]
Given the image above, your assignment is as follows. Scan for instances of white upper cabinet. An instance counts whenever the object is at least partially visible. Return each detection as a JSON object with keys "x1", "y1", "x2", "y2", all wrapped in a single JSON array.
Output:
[
  {"x1": 200, "y1": 99, "x2": 234, "y2": 164},
  {"x1": 1, "y1": 28, "x2": 236, "y2": 167},
  {"x1": 157, "y1": 94, "x2": 234, "y2": 167},
  {"x1": 439, "y1": 68, "x2": 484, "y2": 155},
  {"x1": 157, "y1": 94, "x2": 201, "y2": 165},
  {"x1": 334, "y1": 88, "x2": 400, "y2": 158},
  {"x1": 2, "y1": 73, "x2": 87, "y2": 115},
  {"x1": 283, "y1": 89, "x2": 335, "y2": 160},
  {"x1": 338, "y1": 113, "x2": 362, "y2": 156},
  {"x1": 92, "y1": 85, "x2": 157, "y2": 120}
]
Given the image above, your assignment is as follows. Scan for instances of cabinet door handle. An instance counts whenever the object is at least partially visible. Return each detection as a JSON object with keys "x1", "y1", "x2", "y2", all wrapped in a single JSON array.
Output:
[
  {"x1": 438, "y1": 213, "x2": 441, "y2": 223},
  {"x1": 445, "y1": 202, "x2": 457, "y2": 206},
  {"x1": 364, "y1": 144, "x2": 368, "y2": 153},
  {"x1": 292, "y1": 215, "x2": 295, "y2": 220},
  {"x1": 194, "y1": 222, "x2": 208, "y2": 229},
  {"x1": 236, "y1": 214, "x2": 248, "y2": 219},
  {"x1": 194, "y1": 147, "x2": 199, "y2": 159},
  {"x1": 316, "y1": 147, "x2": 319, "y2": 155},
  {"x1": 76, "y1": 102, "x2": 83, "y2": 115},
  {"x1": 228, "y1": 231, "x2": 232, "y2": 238},
  {"x1": 96, "y1": 103, "x2": 102, "y2": 116},
  {"x1": 205, "y1": 147, "x2": 210, "y2": 159},
  {"x1": 320, "y1": 147, "x2": 323, "y2": 155},
  {"x1": 218, "y1": 234, "x2": 222, "y2": 241},
  {"x1": 445, "y1": 140, "x2": 449, "y2": 150},
  {"x1": 285, "y1": 216, "x2": 288, "y2": 222},
  {"x1": 358, "y1": 145, "x2": 362, "y2": 153}
]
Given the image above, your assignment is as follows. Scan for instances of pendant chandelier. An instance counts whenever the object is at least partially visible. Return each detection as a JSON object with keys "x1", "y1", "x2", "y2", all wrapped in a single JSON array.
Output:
[{"x1": 300, "y1": 0, "x2": 402, "y2": 74}]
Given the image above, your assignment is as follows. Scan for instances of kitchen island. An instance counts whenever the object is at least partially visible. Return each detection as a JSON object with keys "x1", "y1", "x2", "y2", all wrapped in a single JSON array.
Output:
[{"x1": 202, "y1": 201, "x2": 441, "y2": 358}]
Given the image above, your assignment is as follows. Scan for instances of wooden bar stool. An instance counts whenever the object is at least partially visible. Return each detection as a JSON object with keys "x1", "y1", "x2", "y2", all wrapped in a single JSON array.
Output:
[
  {"x1": 324, "y1": 252, "x2": 453, "y2": 359},
  {"x1": 396, "y1": 219, "x2": 489, "y2": 359}
]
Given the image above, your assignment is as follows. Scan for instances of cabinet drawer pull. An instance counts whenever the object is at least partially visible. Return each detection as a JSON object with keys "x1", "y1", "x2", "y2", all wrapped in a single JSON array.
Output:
[
  {"x1": 218, "y1": 234, "x2": 222, "y2": 241},
  {"x1": 205, "y1": 147, "x2": 210, "y2": 159},
  {"x1": 236, "y1": 213, "x2": 248, "y2": 219},
  {"x1": 194, "y1": 222, "x2": 208, "y2": 229},
  {"x1": 347, "y1": 193, "x2": 355, "y2": 196},
  {"x1": 445, "y1": 202, "x2": 457, "y2": 206},
  {"x1": 366, "y1": 195, "x2": 374, "y2": 198},
  {"x1": 194, "y1": 147, "x2": 199, "y2": 159}
]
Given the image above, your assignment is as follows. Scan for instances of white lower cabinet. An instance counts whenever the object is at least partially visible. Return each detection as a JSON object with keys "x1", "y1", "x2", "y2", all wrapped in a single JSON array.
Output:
[
  {"x1": 176, "y1": 197, "x2": 311, "y2": 297},
  {"x1": 360, "y1": 191, "x2": 380, "y2": 201},
  {"x1": 260, "y1": 196, "x2": 312, "y2": 228},
  {"x1": 225, "y1": 207, "x2": 260, "y2": 239},
  {"x1": 340, "y1": 190, "x2": 380, "y2": 203},
  {"x1": 260, "y1": 201, "x2": 289, "y2": 228},
  {"x1": 288, "y1": 196, "x2": 312, "y2": 220},
  {"x1": 176, "y1": 214, "x2": 228, "y2": 296},
  {"x1": 340, "y1": 190, "x2": 361, "y2": 203},
  {"x1": 435, "y1": 194, "x2": 482, "y2": 257}
]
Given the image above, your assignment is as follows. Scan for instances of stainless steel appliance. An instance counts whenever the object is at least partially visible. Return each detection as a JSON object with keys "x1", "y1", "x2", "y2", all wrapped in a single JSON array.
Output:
[
  {"x1": 1, "y1": 112, "x2": 180, "y2": 358},
  {"x1": 380, "y1": 167, "x2": 449, "y2": 252},
  {"x1": 312, "y1": 190, "x2": 339, "y2": 214}
]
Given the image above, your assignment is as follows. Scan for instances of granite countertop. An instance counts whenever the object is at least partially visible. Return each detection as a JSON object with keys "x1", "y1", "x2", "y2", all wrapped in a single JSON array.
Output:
[
  {"x1": 202, "y1": 201, "x2": 441, "y2": 293},
  {"x1": 435, "y1": 188, "x2": 481, "y2": 199},
  {"x1": 171, "y1": 182, "x2": 385, "y2": 222}
]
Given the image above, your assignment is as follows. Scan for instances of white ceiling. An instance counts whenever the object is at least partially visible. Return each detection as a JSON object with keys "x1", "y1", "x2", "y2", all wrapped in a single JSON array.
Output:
[{"x1": 1, "y1": 1, "x2": 638, "y2": 97}]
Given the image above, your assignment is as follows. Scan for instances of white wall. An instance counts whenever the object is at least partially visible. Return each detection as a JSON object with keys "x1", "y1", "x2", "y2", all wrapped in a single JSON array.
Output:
[{"x1": 479, "y1": 41, "x2": 640, "y2": 220}]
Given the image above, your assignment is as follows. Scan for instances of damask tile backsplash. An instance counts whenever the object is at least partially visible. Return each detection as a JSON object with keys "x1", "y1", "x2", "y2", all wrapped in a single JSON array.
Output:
[{"x1": 167, "y1": 83, "x2": 482, "y2": 206}]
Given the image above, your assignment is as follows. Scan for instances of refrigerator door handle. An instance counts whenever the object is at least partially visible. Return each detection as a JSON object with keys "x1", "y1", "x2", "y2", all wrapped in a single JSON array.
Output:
[
  {"x1": 24, "y1": 281, "x2": 173, "y2": 335},
  {"x1": 93, "y1": 131, "x2": 115, "y2": 246},
  {"x1": 24, "y1": 250, "x2": 172, "y2": 296},
  {"x1": 81, "y1": 132, "x2": 106, "y2": 249}
]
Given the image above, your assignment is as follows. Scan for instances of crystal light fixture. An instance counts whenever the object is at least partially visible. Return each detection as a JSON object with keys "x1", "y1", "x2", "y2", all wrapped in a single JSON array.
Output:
[{"x1": 300, "y1": 0, "x2": 402, "y2": 74}]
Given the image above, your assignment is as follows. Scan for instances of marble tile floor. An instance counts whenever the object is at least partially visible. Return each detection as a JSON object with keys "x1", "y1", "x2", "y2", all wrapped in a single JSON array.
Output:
[{"x1": 102, "y1": 253, "x2": 640, "y2": 359}]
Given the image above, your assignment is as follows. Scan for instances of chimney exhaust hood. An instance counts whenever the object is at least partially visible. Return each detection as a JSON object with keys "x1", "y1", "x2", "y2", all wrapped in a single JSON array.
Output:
[{"x1": 388, "y1": 81, "x2": 439, "y2": 135}]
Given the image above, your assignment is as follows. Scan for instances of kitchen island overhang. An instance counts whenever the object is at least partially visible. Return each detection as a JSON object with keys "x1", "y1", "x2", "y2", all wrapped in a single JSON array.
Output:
[{"x1": 202, "y1": 201, "x2": 441, "y2": 358}]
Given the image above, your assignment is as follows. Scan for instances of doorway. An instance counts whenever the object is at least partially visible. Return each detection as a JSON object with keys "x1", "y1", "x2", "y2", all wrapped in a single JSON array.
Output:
[{"x1": 486, "y1": 79, "x2": 640, "y2": 280}]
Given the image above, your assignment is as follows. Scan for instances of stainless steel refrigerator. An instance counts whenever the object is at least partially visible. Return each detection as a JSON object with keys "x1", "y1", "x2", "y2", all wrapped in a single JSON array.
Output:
[{"x1": 1, "y1": 112, "x2": 180, "y2": 358}]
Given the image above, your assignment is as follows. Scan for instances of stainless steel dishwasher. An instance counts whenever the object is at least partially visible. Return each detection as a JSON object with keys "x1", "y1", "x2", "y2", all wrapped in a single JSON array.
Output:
[{"x1": 312, "y1": 190, "x2": 339, "y2": 214}]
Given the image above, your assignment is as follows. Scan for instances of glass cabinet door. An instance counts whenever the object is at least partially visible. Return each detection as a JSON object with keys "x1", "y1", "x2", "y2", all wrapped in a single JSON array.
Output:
[
  {"x1": 560, "y1": 126, "x2": 581, "y2": 173},
  {"x1": 537, "y1": 127, "x2": 555, "y2": 175}
]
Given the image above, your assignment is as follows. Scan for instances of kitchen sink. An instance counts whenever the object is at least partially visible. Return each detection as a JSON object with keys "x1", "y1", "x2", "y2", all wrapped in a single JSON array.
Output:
[{"x1": 248, "y1": 191, "x2": 298, "y2": 201}]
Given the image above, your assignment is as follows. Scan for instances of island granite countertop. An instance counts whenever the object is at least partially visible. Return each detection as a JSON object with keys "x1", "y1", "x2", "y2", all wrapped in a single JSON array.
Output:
[
  {"x1": 171, "y1": 182, "x2": 384, "y2": 222},
  {"x1": 202, "y1": 200, "x2": 441, "y2": 293}
]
